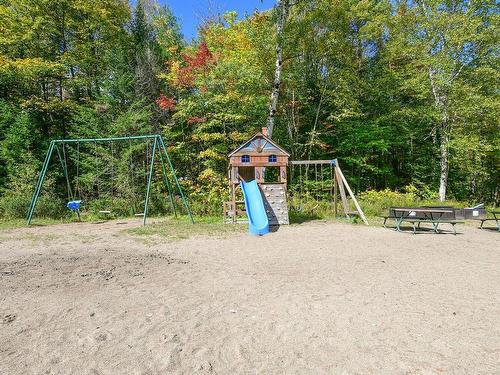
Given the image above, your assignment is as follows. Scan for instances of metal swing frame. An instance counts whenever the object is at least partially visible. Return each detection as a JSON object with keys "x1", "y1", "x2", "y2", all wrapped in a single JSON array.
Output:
[{"x1": 26, "y1": 134, "x2": 194, "y2": 225}]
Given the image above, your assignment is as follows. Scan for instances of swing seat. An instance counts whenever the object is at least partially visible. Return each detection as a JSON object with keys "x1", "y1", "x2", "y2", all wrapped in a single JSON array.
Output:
[{"x1": 67, "y1": 200, "x2": 82, "y2": 211}]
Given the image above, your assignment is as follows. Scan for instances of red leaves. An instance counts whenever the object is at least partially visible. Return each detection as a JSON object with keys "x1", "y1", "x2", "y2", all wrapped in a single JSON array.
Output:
[
  {"x1": 157, "y1": 42, "x2": 214, "y2": 112},
  {"x1": 156, "y1": 94, "x2": 176, "y2": 110},
  {"x1": 182, "y1": 42, "x2": 213, "y2": 69},
  {"x1": 187, "y1": 116, "x2": 207, "y2": 124},
  {"x1": 177, "y1": 42, "x2": 214, "y2": 88}
]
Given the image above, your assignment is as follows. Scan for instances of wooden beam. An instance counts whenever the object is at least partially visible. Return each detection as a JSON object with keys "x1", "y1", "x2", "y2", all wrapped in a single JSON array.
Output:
[
  {"x1": 335, "y1": 167, "x2": 350, "y2": 216},
  {"x1": 333, "y1": 165, "x2": 338, "y2": 217},
  {"x1": 289, "y1": 160, "x2": 335, "y2": 165},
  {"x1": 231, "y1": 167, "x2": 236, "y2": 223},
  {"x1": 335, "y1": 164, "x2": 369, "y2": 225}
]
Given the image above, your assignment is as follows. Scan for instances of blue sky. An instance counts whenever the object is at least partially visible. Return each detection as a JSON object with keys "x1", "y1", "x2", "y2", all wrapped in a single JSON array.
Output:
[{"x1": 159, "y1": 0, "x2": 276, "y2": 41}]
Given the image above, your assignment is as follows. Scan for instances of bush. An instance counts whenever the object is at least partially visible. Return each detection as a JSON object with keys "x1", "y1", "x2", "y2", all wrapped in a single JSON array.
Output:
[
  {"x1": 357, "y1": 189, "x2": 419, "y2": 216},
  {"x1": 0, "y1": 193, "x2": 30, "y2": 218},
  {"x1": 288, "y1": 193, "x2": 335, "y2": 219},
  {"x1": 357, "y1": 187, "x2": 467, "y2": 217},
  {"x1": 186, "y1": 168, "x2": 229, "y2": 216},
  {"x1": 36, "y1": 195, "x2": 66, "y2": 218},
  {"x1": 0, "y1": 192, "x2": 65, "y2": 219},
  {"x1": 0, "y1": 158, "x2": 65, "y2": 219}
]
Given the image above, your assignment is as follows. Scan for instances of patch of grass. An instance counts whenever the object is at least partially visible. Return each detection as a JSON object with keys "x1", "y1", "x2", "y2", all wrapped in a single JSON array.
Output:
[
  {"x1": 77, "y1": 234, "x2": 99, "y2": 243},
  {"x1": 23, "y1": 232, "x2": 62, "y2": 245},
  {"x1": 0, "y1": 218, "x2": 70, "y2": 231},
  {"x1": 127, "y1": 216, "x2": 246, "y2": 241},
  {"x1": 289, "y1": 210, "x2": 329, "y2": 224},
  {"x1": 0, "y1": 231, "x2": 62, "y2": 244}
]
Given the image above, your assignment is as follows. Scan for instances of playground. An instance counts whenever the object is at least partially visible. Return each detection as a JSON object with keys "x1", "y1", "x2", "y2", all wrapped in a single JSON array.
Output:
[
  {"x1": 1, "y1": 0, "x2": 498, "y2": 373},
  {"x1": 1, "y1": 218, "x2": 499, "y2": 374}
]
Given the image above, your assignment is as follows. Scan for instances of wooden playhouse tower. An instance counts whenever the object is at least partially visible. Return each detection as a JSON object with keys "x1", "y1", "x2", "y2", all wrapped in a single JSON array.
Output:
[{"x1": 224, "y1": 128, "x2": 290, "y2": 225}]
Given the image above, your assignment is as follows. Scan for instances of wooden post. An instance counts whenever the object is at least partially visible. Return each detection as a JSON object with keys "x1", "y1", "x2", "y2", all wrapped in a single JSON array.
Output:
[
  {"x1": 333, "y1": 165, "x2": 338, "y2": 217},
  {"x1": 231, "y1": 166, "x2": 237, "y2": 223},
  {"x1": 336, "y1": 164, "x2": 369, "y2": 225},
  {"x1": 280, "y1": 166, "x2": 287, "y2": 184},
  {"x1": 335, "y1": 167, "x2": 350, "y2": 216}
]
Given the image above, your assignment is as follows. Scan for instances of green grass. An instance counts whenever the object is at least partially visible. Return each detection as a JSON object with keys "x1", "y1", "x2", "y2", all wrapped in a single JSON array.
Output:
[
  {"x1": 0, "y1": 217, "x2": 73, "y2": 231},
  {"x1": 0, "y1": 229, "x2": 63, "y2": 244},
  {"x1": 0, "y1": 189, "x2": 486, "y2": 234},
  {"x1": 127, "y1": 216, "x2": 246, "y2": 241}
]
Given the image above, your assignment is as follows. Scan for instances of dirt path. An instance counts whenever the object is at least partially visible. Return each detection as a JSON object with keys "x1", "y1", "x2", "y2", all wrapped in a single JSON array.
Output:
[{"x1": 0, "y1": 220, "x2": 499, "y2": 374}]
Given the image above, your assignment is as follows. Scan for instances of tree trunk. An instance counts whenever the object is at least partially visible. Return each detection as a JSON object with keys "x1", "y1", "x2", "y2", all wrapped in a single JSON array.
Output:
[
  {"x1": 267, "y1": 0, "x2": 289, "y2": 139},
  {"x1": 429, "y1": 67, "x2": 450, "y2": 202},
  {"x1": 438, "y1": 128, "x2": 449, "y2": 202}
]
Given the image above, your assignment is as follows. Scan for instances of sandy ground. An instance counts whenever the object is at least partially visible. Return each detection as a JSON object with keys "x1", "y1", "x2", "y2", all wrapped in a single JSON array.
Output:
[{"x1": 0, "y1": 219, "x2": 499, "y2": 375}]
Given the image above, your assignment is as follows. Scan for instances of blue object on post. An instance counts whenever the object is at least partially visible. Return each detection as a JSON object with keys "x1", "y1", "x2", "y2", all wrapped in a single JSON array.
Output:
[
  {"x1": 240, "y1": 180, "x2": 269, "y2": 235},
  {"x1": 67, "y1": 200, "x2": 82, "y2": 211}
]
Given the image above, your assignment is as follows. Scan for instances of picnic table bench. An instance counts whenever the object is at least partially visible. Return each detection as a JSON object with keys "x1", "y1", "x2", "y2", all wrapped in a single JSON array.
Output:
[
  {"x1": 475, "y1": 210, "x2": 500, "y2": 231},
  {"x1": 381, "y1": 207, "x2": 463, "y2": 234}
]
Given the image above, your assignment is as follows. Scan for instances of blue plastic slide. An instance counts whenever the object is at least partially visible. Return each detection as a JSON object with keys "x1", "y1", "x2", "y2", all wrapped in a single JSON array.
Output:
[{"x1": 240, "y1": 180, "x2": 269, "y2": 235}]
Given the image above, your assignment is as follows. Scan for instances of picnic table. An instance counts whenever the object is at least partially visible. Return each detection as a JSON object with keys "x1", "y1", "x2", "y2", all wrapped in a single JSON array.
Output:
[
  {"x1": 478, "y1": 210, "x2": 500, "y2": 231},
  {"x1": 388, "y1": 207, "x2": 462, "y2": 234}
]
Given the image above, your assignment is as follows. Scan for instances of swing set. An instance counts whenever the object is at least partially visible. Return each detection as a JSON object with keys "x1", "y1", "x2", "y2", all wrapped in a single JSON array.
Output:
[
  {"x1": 289, "y1": 159, "x2": 368, "y2": 225},
  {"x1": 26, "y1": 134, "x2": 193, "y2": 225}
]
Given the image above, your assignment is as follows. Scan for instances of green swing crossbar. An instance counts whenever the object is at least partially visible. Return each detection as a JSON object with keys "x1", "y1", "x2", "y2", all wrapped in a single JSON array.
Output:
[{"x1": 26, "y1": 134, "x2": 194, "y2": 226}]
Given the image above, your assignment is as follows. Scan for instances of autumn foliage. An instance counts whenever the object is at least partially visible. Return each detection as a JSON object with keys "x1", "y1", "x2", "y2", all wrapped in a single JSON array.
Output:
[
  {"x1": 156, "y1": 42, "x2": 215, "y2": 111},
  {"x1": 187, "y1": 116, "x2": 207, "y2": 124},
  {"x1": 176, "y1": 42, "x2": 214, "y2": 88},
  {"x1": 155, "y1": 94, "x2": 176, "y2": 110}
]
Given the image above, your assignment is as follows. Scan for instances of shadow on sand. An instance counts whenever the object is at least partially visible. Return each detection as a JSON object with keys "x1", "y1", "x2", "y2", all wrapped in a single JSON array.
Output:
[{"x1": 288, "y1": 212, "x2": 322, "y2": 225}]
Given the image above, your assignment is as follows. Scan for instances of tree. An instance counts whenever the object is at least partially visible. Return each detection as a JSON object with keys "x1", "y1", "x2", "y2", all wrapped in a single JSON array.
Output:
[
  {"x1": 156, "y1": 11, "x2": 274, "y2": 186},
  {"x1": 267, "y1": 0, "x2": 291, "y2": 139},
  {"x1": 0, "y1": 0, "x2": 499, "y2": 217},
  {"x1": 387, "y1": 0, "x2": 498, "y2": 201}
]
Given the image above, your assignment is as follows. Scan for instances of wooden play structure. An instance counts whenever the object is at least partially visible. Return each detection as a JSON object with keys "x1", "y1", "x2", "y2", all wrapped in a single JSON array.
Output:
[
  {"x1": 225, "y1": 128, "x2": 290, "y2": 225},
  {"x1": 224, "y1": 128, "x2": 368, "y2": 225}
]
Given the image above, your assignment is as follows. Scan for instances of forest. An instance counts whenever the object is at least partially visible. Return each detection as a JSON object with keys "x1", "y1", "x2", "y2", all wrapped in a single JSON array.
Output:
[{"x1": 0, "y1": 0, "x2": 498, "y2": 220}]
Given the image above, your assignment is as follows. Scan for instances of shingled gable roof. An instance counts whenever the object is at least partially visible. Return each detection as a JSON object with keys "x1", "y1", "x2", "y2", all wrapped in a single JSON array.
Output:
[{"x1": 228, "y1": 132, "x2": 290, "y2": 158}]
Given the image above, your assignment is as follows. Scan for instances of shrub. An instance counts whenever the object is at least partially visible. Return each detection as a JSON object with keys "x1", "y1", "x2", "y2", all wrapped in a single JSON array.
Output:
[
  {"x1": 0, "y1": 192, "x2": 65, "y2": 219},
  {"x1": 357, "y1": 189, "x2": 419, "y2": 216},
  {"x1": 357, "y1": 187, "x2": 467, "y2": 217},
  {"x1": 187, "y1": 168, "x2": 229, "y2": 216},
  {"x1": 0, "y1": 193, "x2": 30, "y2": 218}
]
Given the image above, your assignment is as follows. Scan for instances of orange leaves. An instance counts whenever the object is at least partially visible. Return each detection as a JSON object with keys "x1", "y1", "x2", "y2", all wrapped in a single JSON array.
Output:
[
  {"x1": 157, "y1": 42, "x2": 215, "y2": 111},
  {"x1": 183, "y1": 42, "x2": 213, "y2": 68},
  {"x1": 175, "y1": 42, "x2": 215, "y2": 88},
  {"x1": 156, "y1": 94, "x2": 176, "y2": 110}
]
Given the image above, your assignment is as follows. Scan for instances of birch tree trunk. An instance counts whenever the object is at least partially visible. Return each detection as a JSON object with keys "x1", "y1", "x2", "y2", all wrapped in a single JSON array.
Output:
[
  {"x1": 429, "y1": 67, "x2": 451, "y2": 202},
  {"x1": 267, "y1": 0, "x2": 289, "y2": 139},
  {"x1": 438, "y1": 128, "x2": 449, "y2": 201}
]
